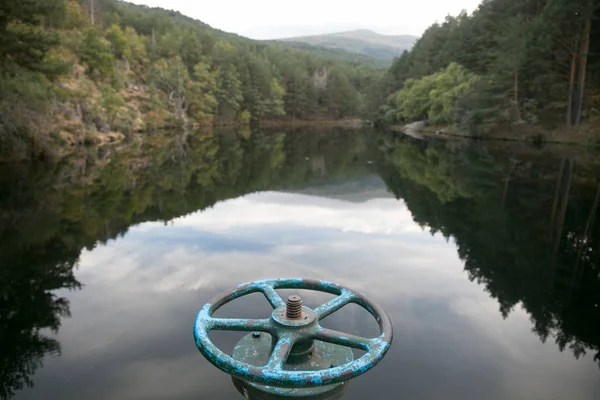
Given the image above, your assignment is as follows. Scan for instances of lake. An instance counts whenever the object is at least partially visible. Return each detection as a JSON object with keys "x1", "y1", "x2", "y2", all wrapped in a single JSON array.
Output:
[{"x1": 2, "y1": 127, "x2": 600, "y2": 399}]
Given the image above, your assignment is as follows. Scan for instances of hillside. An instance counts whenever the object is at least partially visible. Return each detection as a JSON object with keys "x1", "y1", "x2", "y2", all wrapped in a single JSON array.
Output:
[
  {"x1": 265, "y1": 41, "x2": 390, "y2": 67},
  {"x1": 0, "y1": 0, "x2": 383, "y2": 161},
  {"x1": 368, "y1": 0, "x2": 600, "y2": 136},
  {"x1": 276, "y1": 29, "x2": 418, "y2": 64}
]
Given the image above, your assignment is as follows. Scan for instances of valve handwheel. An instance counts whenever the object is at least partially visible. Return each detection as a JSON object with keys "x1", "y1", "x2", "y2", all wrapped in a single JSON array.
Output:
[{"x1": 194, "y1": 278, "x2": 393, "y2": 396}]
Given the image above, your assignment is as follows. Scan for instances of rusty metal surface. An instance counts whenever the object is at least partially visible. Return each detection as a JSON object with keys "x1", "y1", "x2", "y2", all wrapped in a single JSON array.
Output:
[
  {"x1": 193, "y1": 278, "x2": 393, "y2": 388},
  {"x1": 286, "y1": 295, "x2": 303, "y2": 319},
  {"x1": 232, "y1": 332, "x2": 352, "y2": 397},
  {"x1": 232, "y1": 377, "x2": 348, "y2": 400}
]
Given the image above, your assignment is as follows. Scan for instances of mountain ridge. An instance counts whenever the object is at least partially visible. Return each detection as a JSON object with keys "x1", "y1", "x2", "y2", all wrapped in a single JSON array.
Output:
[{"x1": 274, "y1": 29, "x2": 418, "y2": 64}]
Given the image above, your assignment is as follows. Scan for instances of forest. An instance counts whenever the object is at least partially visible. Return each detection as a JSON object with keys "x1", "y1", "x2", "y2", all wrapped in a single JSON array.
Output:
[
  {"x1": 4, "y1": 0, "x2": 600, "y2": 158},
  {"x1": 0, "y1": 0, "x2": 381, "y2": 159},
  {"x1": 369, "y1": 0, "x2": 600, "y2": 135}
]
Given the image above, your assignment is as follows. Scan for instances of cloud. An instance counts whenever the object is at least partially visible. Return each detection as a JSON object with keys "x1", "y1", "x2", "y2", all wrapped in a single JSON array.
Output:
[{"x1": 128, "y1": 0, "x2": 483, "y2": 38}]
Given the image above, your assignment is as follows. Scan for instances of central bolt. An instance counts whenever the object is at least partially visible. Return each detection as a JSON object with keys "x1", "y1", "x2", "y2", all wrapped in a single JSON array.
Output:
[{"x1": 286, "y1": 295, "x2": 303, "y2": 319}]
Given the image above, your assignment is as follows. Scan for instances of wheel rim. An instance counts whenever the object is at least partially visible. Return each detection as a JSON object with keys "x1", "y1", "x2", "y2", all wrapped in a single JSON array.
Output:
[{"x1": 193, "y1": 278, "x2": 393, "y2": 388}]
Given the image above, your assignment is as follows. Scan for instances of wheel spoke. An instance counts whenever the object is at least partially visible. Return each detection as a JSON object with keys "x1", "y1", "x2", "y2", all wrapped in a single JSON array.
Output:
[
  {"x1": 313, "y1": 290, "x2": 355, "y2": 320},
  {"x1": 313, "y1": 328, "x2": 373, "y2": 351},
  {"x1": 260, "y1": 283, "x2": 286, "y2": 309},
  {"x1": 265, "y1": 334, "x2": 296, "y2": 371},
  {"x1": 209, "y1": 318, "x2": 271, "y2": 332}
]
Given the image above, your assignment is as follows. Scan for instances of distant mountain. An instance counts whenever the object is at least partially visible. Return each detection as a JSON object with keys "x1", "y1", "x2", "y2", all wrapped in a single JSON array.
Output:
[
  {"x1": 291, "y1": 175, "x2": 394, "y2": 203},
  {"x1": 275, "y1": 29, "x2": 418, "y2": 64},
  {"x1": 265, "y1": 41, "x2": 390, "y2": 67}
]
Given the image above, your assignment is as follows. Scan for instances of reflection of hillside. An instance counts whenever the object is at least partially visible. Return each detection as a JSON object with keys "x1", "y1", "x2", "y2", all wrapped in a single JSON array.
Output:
[
  {"x1": 378, "y1": 135, "x2": 600, "y2": 367},
  {"x1": 0, "y1": 127, "x2": 376, "y2": 398},
  {"x1": 291, "y1": 175, "x2": 394, "y2": 203}
]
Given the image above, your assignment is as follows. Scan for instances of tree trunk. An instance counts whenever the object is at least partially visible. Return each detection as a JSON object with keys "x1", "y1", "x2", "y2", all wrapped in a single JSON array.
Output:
[
  {"x1": 175, "y1": 62, "x2": 185, "y2": 121},
  {"x1": 514, "y1": 67, "x2": 521, "y2": 122},
  {"x1": 293, "y1": 80, "x2": 297, "y2": 122},
  {"x1": 566, "y1": 181, "x2": 600, "y2": 305},
  {"x1": 90, "y1": 0, "x2": 95, "y2": 26},
  {"x1": 572, "y1": 182, "x2": 600, "y2": 280},
  {"x1": 501, "y1": 161, "x2": 517, "y2": 209},
  {"x1": 554, "y1": 159, "x2": 574, "y2": 257},
  {"x1": 566, "y1": 52, "x2": 577, "y2": 127},
  {"x1": 575, "y1": 4, "x2": 592, "y2": 126},
  {"x1": 549, "y1": 158, "x2": 566, "y2": 239},
  {"x1": 152, "y1": 28, "x2": 156, "y2": 47}
]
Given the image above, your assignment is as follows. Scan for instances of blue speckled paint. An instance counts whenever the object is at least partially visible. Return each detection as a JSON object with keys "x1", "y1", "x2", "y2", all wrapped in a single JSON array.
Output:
[{"x1": 193, "y1": 278, "x2": 393, "y2": 388}]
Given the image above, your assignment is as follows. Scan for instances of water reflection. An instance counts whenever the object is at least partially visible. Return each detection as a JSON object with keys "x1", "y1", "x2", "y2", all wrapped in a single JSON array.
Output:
[
  {"x1": 1, "y1": 128, "x2": 600, "y2": 399},
  {"x1": 378, "y1": 134, "x2": 600, "y2": 368}
]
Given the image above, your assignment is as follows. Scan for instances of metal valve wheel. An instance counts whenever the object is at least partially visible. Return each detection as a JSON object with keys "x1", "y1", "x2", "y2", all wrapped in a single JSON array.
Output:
[{"x1": 193, "y1": 278, "x2": 393, "y2": 398}]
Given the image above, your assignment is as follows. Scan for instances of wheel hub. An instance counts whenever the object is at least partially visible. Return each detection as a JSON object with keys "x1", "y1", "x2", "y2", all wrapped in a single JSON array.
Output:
[
  {"x1": 232, "y1": 327, "x2": 352, "y2": 398},
  {"x1": 272, "y1": 306, "x2": 316, "y2": 328}
]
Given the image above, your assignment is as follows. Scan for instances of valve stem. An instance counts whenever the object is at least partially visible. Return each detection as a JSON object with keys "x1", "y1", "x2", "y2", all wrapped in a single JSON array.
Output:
[{"x1": 286, "y1": 295, "x2": 303, "y2": 319}]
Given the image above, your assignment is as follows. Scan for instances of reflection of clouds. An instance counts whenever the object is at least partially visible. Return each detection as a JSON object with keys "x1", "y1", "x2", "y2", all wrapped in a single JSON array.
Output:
[
  {"x1": 168, "y1": 192, "x2": 422, "y2": 235},
  {"x1": 77, "y1": 191, "x2": 450, "y2": 295},
  {"x1": 22, "y1": 190, "x2": 600, "y2": 400}
]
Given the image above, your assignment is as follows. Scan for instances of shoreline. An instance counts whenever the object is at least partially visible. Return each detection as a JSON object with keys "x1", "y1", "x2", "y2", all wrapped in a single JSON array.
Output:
[
  {"x1": 390, "y1": 123, "x2": 600, "y2": 147},
  {"x1": 0, "y1": 119, "x2": 366, "y2": 163}
]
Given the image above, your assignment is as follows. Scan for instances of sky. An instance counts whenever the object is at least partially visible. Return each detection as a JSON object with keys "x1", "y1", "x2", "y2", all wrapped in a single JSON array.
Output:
[{"x1": 128, "y1": 0, "x2": 483, "y2": 39}]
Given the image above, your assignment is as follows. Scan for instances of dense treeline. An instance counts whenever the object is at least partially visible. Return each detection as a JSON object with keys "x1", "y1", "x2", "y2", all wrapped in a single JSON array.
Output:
[
  {"x1": 0, "y1": 0, "x2": 380, "y2": 158},
  {"x1": 370, "y1": 0, "x2": 600, "y2": 134}
]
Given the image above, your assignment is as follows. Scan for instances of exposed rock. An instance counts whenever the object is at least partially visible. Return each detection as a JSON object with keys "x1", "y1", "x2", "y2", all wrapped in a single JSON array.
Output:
[
  {"x1": 79, "y1": 99, "x2": 94, "y2": 127},
  {"x1": 404, "y1": 120, "x2": 428, "y2": 132},
  {"x1": 402, "y1": 120, "x2": 427, "y2": 140},
  {"x1": 93, "y1": 116, "x2": 111, "y2": 133},
  {"x1": 97, "y1": 146, "x2": 110, "y2": 160},
  {"x1": 313, "y1": 68, "x2": 328, "y2": 89},
  {"x1": 525, "y1": 134, "x2": 545, "y2": 147}
]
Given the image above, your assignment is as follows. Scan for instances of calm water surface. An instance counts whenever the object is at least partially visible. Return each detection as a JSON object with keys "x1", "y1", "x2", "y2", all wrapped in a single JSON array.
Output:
[{"x1": 2, "y1": 128, "x2": 600, "y2": 399}]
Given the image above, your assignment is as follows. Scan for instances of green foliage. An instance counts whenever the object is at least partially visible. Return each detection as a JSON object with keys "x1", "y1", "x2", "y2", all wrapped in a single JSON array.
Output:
[
  {"x1": 187, "y1": 62, "x2": 218, "y2": 121},
  {"x1": 371, "y1": 0, "x2": 600, "y2": 131},
  {"x1": 1, "y1": 23, "x2": 65, "y2": 77},
  {"x1": 393, "y1": 63, "x2": 479, "y2": 124},
  {"x1": 1, "y1": 0, "x2": 384, "y2": 156},
  {"x1": 101, "y1": 87, "x2": 126, "y2": 127},
  {"x1": 239, "y1": 110, "x2": 251, "y2": 125},
  {"x1": 454, "y1": 80, "x2": 506, "y2": 136},
  {"x1": 267, "y1": 41, "x2": 391, "y2": 67},
  {"x1": 216, "y1": 65, "x2": 244, "y2": 121},
  {"x1": 63, "y1": 0, "x2": 85, "y2": 30},
  {"x1": 105, "y1": 24, "x2": 129, "y2": 59},
  {"x1": 80, "y1": 28, "x2": 115, "y2": 79},
  {"x1": 150, "y1": 56, "x2": 189, "y2": 120},
  {"x1": 123, "y1": 26, "x2": 148, "y2": 68},
  {"x1": 323, "y1": 68, "x2": 361, "y2": 118},
  {"x1": 268, "y1": 78, "x2": 286, "y2": 117},
  {"x1": 156, "y1": 31, "x2": 182, "y2": 59},
  {"x1": 0, "y1": 69, "x2": 55, "y2": 154}
]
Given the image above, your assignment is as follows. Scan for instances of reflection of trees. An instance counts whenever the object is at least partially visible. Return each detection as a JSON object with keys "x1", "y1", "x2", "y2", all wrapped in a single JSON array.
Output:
[
  {"x1": 0, "y1": 127, "x2": 375, "y2": 398},
  {"x1": 378, "y1": 135, "x2": 600, "y2": 367},
  {"x1": 0, "y1": 244, "x2": 81, "y2": 399},
  {"x1": 0, "y1": 166, "x2": 82, "y2": 399}
]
